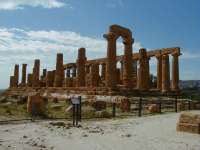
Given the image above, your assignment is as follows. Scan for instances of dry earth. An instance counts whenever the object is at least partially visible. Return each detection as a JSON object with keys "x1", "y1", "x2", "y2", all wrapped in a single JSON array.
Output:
[{"x1": 0, "y1": 111, "x2": 200, "y2": 150}]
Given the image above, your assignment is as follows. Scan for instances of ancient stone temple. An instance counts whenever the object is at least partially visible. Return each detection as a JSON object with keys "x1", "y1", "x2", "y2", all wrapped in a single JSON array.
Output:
[{"x1": 8, "y1": 24, "x2": 181, "y2": 97}]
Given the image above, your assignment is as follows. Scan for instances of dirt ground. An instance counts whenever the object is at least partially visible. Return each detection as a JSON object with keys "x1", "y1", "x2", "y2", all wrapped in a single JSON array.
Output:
[{"x1": 0, "y1": 111, "x2": 200, "y2": 150}]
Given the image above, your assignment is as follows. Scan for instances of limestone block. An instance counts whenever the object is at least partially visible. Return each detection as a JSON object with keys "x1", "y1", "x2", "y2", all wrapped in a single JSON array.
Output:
[
  {"x1": 27, "y1": 93, "x2": 46, "y2": 116},
  {"x1": 177, "y1": 123, "x2": 200, "y2": 134},
  {"x1": 148, "y1": 104, "x2": 160, "y2": 113},
  {"x1": 177, "y1": 102, "x2": 186, "y2": 111},
  {"x1": 179, "y1": 113, "x2": 200, "y2": 124},
  {"x1": 120, "y1": 99, "x2": 131, "y2": 112}
]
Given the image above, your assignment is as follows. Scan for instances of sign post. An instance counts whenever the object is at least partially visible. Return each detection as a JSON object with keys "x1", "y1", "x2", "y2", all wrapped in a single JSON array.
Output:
[{"x1": 71, "y1": 96, "x2": 82, "y2": 126}]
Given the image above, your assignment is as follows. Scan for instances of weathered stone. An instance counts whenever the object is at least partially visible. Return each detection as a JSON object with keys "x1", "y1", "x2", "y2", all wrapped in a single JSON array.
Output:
[
  {"x1": 101, "y1": 63, "x2": 106, "y2": 80},
  {"x1": 172, "y1": 52, "x2": 180, "y2": 91},
  {"x1": 46, "y1": 71, "x2": 54, "y2": 87},
  {"x1": 86, "y1": 63, "x2": 99, "y2": 87},
  {"x1": 162, "y1": 55, "x2": 170, "y2": 92},
  {"x1": 76, "y1": 48, "x2": 86, "y2": 87},
  {"x1": 148, "y1": 104, "x2": 160, "y2": 113},
  {"x1": 54, "y1": 53, "x2": 64, "y2": 87},
  {"x1": 137, "y1": 48, "x2": 149, "y2": 90},
  {"x1": 177, "y1": 102, "x2": 187, "y2": 111},
  {"x1": 104, "y1": 25, "x2": 134, "y2": 88},
  {"x1": 65, "y1": 77, "x2": 73, "y2": 87},
  {"x1": 120, "y1": 98, "x2": 131, "y2": 112},
  {"x1": 27, "y1": 93, "x2": 46, "y2": 116},
  {"x1": 21, "y1": 64, "x2": 27, "y2": 86},
  {"x1": 132, "y1": 60, "x2": 137, "y2": 87},
  {"x1": 177, "y1": 123, "x2": 200, "y2": 134},
  {"x1": 177, "y1": 113, "x2": 200, "y2": 134},
  {"x1": 156, "y1": 54, "x2": 162, "y2": 90},
  {"x1": 13, "y1": 64, "x2": 19, "y2": 87},
  {"x1": 32, "y1": 59, "x2": 40, "y2": 87}
]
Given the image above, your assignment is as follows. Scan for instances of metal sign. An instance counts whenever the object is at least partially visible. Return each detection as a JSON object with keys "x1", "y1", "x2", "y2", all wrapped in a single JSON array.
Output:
[
  {"x1": 71, "y1": 96, "x2": 82, "y2": 126},
  {"x1": 71, "y1": 97, "x2": 80, "y2": 105}
]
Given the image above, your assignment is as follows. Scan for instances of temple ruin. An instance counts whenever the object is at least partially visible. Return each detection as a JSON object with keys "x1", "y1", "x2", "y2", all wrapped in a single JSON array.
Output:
[{"x1": 7, "y1": 25, "x2": 181, "y2": 97}]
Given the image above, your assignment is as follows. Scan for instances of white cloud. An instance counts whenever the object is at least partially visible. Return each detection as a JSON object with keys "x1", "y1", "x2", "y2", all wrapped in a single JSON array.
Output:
[
  {"x1": 0, "y1": 27, "x2": 142, "y2": 65},
  {"x1": 0, "y1": 0, "x2": 66, "y2": 10},
  {"x1": 0, "y1": 27, "x2": 142, "y2": 88},
  {"x1": 181, "y1": 51, "x2": 200, "y2": 59}
]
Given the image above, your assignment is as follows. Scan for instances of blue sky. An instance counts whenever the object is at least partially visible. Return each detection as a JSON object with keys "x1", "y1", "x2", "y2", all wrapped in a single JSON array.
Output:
[{"x1": 0, "y1": 0, "x2": 200, "y2": 89}]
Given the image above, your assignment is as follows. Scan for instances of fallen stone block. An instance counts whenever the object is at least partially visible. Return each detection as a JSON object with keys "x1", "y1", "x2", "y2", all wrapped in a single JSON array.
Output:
[
  {"x1": 148, "y1": 104, "x2": 160, "y2": 113},
  {"x1": 120, "y1": 99, "x2": 131, "y2": 112},
  {"x1": 179, "y1": 113, "x2": 200, "y2": 124},
  {"x1": 177, "y1": 122, "x2": 200, "y2": 134},
  {"x1": 27, "y1": 93, "x2": 47, "y2": 116}
]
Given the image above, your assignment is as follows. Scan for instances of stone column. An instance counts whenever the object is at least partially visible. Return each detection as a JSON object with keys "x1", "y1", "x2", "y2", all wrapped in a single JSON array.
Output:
[
  {"x1": 123, "y1": 38, "x2": 134, "y2": 88},
  {"x1": 27, "y1": 74, "x2": 33, "y2": 87},
  {"x1": 104, "y1": 32, "x2": 117, "y2": 88},
  {"x1": 54, "y1": 53, "x2": 64, "y2": 87},
  {"x1": 116, "y1": 68, "x2": 121, "y2": 84},
  {"x1": 120, "y1": 61, "x2": 124, "y2": 81},
  {"x1": 172, "y1": 53, "x2": 180, "y2": 91},
  {"x1": 76, "y1": 48, "x2": 87, "y2": 87},
  {"x1": 21, "y1": 64, "x2": 27, "y2": 86},
  {"x1": 13, "y1": 64, "x2": 19, "y2": 87},
  {"x1": 101, "y1": 63, "x2": 106, "y2": 80},
  {"x1": 85, "y1": 65, "x2": 90, "y2": 74},
  {"x1": 162, "y1": 55, "x2": 170, "y2": 92},
  {"x1": 156, "y1": 55, "x2": 162, "y2": 90},
  {"x1": 46, "y1": 71, "x2": 54, "y2": 87},
  {"x1": 137, "y1": 48, "x2": 149, "y2": 90},
  {"x1": 32, "y1": 59, "x2": 40, "y2": 87},
  {"x1": 132, "y1": 60, "x2": 137, "y2": 87},
  {"x1": 91, "y1": 63, "x2": 99, "y2": 87}
]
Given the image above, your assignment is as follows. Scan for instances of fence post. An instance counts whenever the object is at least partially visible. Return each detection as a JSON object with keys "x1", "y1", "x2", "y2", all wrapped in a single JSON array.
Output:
[
  {"x1": 158, "y1": 98, "x2": 162, "y2": 114},
  {"x1": 138, "y1": 97, "x2": 142, "y2": 117},
  {"x1": 175, "y1": 96, "x2": 178, "y2": 113},
  {"x1": 188, "y1": 100, "x2": 191, "y2": 110},
  {"x1": 72, "y1": 104, "x2": 75, "y2": 126},
  {"x1": 112, "y1": 103, "x2": 116, "y2": 117},
  {"x1": 78, "y1": 96, "x2": 82, "y2": 121}
]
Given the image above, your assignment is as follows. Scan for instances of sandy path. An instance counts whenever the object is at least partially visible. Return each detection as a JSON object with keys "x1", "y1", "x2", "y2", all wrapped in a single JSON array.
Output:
[{"x1": 0, "y1": 111, "x2": 200, "y2": 150}]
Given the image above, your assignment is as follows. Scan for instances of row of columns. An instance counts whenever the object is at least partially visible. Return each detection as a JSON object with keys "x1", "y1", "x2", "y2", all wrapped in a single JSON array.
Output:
[
  {"x1": 136, "y1": 48, "x2": 180, "y2": 92},
  {"x1": 9, "y1": 49, "x2": 180, "y2": 92}
]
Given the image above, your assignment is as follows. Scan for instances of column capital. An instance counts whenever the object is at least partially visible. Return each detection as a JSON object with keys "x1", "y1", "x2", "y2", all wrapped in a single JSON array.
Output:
[
  {"x1": 123, "y1": 38, "x2": 134, "y2": 45},
  {"x1": 155, "y1": 54, "x2": 162, "y2": 59},
  {"x1": 171, "y1": 52, "x2": 181, "y2": 57},
  {"x1": 103, "y1": 32, "x2": 118, "y2": 41}
]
